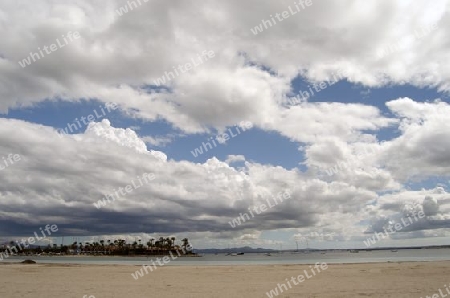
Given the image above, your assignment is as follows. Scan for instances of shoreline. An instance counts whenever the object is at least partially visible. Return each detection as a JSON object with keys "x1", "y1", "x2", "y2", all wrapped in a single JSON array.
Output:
[{"x1": 1, "y1": 258, "x2": 448, "y2": 267}]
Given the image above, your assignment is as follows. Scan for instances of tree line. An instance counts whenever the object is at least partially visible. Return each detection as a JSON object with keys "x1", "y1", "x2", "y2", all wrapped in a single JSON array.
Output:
[{"x1": 1, "y1": 237, "x2": 194, "y2": 256}]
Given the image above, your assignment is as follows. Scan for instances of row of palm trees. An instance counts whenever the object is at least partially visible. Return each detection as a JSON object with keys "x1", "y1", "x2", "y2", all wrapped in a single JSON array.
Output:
[
  {"x1": 1, "y1": 237, "x2": 192, "y2": 256},
  {"x1": 69, "y1": 237, "x2": 191, "y2": 255}
]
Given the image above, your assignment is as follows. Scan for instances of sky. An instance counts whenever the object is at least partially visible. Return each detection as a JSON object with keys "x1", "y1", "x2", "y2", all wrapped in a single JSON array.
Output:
[{"x1": 0, "y1": 0, "x2": 450, "y2": 250}]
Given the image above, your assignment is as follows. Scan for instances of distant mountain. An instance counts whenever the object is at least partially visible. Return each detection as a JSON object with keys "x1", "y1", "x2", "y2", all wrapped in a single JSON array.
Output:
[{"x1": 195, "y1": 246, "x2": 277, "y2": 254}]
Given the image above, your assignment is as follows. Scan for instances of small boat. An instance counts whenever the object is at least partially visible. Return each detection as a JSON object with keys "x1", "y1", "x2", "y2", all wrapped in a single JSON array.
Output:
[
  {"x1": 265, "y1": 253, "x2": 272, "y2": 256},
  {"x1": 391, "y1": 249, "x2": 398, "y2": 252},
  {"x1": 236, "y1": 252, "x2": 244, "y2": 255}
]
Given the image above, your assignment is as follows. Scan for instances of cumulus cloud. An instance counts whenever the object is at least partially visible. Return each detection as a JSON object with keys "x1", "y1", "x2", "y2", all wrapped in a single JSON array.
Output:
[
  {"x1": 85, "y1": 119, "x2": 149, "y2": 153},
  {"x1": 225, "y1": 155, "x2": 246, "y2": 164},
  {"x1": 0, "y1": 118, "x2": 382, "y2": 240},
  {"x1": 85, "y1": 119, "x2": 168, "y2": 161},
  {"x1": 366, "y1": 190, "x2": 450, "y2": 239},
  {"x1": 383, "y1": 98, "x2": 450, "y2": 180},
  {"x1": 423, "y1": 196, "x2": 439, "y2": 216}
]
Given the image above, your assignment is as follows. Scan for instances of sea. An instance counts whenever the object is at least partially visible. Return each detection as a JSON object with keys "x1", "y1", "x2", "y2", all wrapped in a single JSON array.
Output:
[{"x1": 2, "y1": 249, "x2": 450, "y2": 266}]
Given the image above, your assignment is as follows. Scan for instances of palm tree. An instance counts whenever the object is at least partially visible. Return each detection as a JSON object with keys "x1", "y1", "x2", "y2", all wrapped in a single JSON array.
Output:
[
  {"x1": 147, "y1": 238, "x2": 155, "y2": 253},
  {"x1": 109, "y1": 242, "x2": 115, "y2": 254},
  {"x1": 9, "y1": 241, "x2": 16, "y2": 254},
  {"x1": 165, "y1": 237, "x2": 172, "y2": 250},
  {"x1": 119, "y1": 239, "x2": 127, "y2": 254},
  {"x1": 159, "y1": 237, "x2": 164, "y2": 253},
  {"x1": 181, "y1": 238, "x2": 190, "y2": 253},
  {"x1": 84, "y1": 242, "x2": 90, "y2": 253},
  {"x1": 171, "y1": 237, "x2": 176, "y2": 250},
  {"x1": 93, "y1": 242, "x2": 100, "y2": 254},
  {"x1": 71, "y1": 241, "x2": 78, "y2": 254},
  {"x1": 100, "y1": 240, "x2": 105, "y2": 253}
]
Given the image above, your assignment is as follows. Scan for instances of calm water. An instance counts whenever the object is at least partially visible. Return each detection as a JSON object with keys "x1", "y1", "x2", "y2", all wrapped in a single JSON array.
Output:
[{"x1": 3, "y1": 249, "x2": 450, "y2": 265}]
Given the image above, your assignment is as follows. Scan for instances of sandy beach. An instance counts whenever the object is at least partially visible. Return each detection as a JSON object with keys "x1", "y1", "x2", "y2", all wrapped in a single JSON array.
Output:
[{"x1": 0, "y1": 261, "x2": 449, "y2": 298}]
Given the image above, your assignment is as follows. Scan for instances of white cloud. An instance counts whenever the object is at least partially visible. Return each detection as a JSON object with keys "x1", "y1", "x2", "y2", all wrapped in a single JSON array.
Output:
[
  {"x1": 1, "y1": 0, "x2": 449, "y2": 133},
  {"x1": 0, "y1": 119, "x2": 380, "y2": 240},
  {"x1": 225, "y1": 155, "x2": 246, "y2": 164},
  {"x1": 141, "y1": 135, "x2": 173, "y2": 147},
  {"x1": 383, "y1": 98, "x2": 450, "y2": 180}
]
